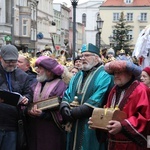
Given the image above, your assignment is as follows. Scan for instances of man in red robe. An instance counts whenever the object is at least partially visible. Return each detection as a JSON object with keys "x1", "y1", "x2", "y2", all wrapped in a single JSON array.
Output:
[
  {"x1": 89, "y1": 60, "x2": 150, "y2": 150},
  {"x1": 105, "y1": 60, "x2": 150, "y2": 150}
]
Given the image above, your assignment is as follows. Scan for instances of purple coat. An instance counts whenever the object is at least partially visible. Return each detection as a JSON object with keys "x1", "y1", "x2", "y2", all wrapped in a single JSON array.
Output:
[{"x1": 27, "y1": 79, "x2": 67, "y2": 150}]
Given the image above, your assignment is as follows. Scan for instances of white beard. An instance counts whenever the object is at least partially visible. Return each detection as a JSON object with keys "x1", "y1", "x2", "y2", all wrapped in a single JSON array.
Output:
[
  {"x1": 82, "y1": 62, "x2": 95, "y2": 71},
  {"x1": 36, "y1": 72, "x2": 48, "y2": 82}
]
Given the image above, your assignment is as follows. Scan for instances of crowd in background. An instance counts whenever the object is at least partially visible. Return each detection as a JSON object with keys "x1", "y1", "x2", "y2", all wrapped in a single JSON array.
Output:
[{"x1": 0, "y1": 42, "x2": 149, "y2": 150}]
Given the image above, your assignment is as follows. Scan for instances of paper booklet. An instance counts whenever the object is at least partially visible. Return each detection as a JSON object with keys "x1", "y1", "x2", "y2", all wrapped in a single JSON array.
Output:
[{"x1": 0, "y1": 90, "x2": 24, "y2": 106}]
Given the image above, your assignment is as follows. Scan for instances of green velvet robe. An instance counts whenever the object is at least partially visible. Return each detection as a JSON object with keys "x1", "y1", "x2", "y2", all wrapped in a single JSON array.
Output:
[{"x1": 62, "y1": 65, "x2": 114, "y2": 150}]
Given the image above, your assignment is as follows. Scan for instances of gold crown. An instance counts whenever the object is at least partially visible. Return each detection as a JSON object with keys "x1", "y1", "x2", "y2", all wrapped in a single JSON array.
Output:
[
  {"x1": 18, "y1": 52, "x2": 32, "y2": 63},
  {"x1": 119, "y1": 49, "x2": 125, "y2": 54}
]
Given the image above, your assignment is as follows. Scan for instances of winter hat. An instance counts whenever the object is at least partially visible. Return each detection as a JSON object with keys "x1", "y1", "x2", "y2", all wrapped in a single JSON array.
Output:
[
  {"x1": 143, "y1": 66, "x2": 150, "y2": 76},
  {"x1": 107, "y1": 48, "x2": 115, "y2": 56},
  {"x1": 104, "y1": 60, "x2": 142, "y2": 77},
  {"x1": 0, "y1": 44, "x2": 18, "y2": 60},
  {"x1": 81, "y1": 43, "x2": 100, "y2": 56},
  {"x1": 73, "y1": 56, "x2": 80, "y2": 65},
  {"x1": 35, "y1": 56, "x2": 64, "y2": 76}
]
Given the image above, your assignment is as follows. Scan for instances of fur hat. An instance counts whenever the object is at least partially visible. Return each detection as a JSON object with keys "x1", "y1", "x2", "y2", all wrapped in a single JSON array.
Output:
[
  {"x1": 104, "y1": 60, "x2": 142, "y2": 77},
  {"x1": 143, "y1": 66, "x2": 150, "y2": 76},
  {"x1": 35, "y1": 56, "x2": 64, "y2": 76},
  {"x1": 81, "y1": 43, "x2": 100, "y2": 56}
]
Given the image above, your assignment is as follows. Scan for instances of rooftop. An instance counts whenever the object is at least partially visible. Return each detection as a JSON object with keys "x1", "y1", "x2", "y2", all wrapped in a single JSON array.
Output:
[{"x1": 101, "y1": 0, "x2": 150, "y2": 7}]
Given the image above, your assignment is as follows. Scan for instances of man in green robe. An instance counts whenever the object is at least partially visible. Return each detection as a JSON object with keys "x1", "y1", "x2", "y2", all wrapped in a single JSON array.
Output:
[{"x1": 60, "y1": 43, "x2": 114, "y2": 150}]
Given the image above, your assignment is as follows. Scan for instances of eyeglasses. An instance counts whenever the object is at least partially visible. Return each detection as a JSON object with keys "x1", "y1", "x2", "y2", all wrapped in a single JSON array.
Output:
[
  {"x1": 80, "y1": 54, "x2": 96, "y2": 58},
  {"x1": 3, "y1": 60, "x2": 17, "y2": 64}
]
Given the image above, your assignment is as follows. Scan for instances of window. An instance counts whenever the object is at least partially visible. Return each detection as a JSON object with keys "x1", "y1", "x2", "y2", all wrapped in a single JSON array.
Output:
[
  {"x1": 33, "y1": 29, "x2": 36, "y2": 40},
  {"x1": 31, "y1": 6, "x2": 36, "y2": 20},
  {"x1": 125, "y1": 0, "x2": 132, "y2": 4},
  {"x1": 22, "y1": 20, "x2": 28, "y2": 36},
  {"x1": 31, "y1": 28, "x2": 33, "y2": 40},
  {"x1": 82, "y1": 13, "x2": 86, "y2": 27},
  {"x1": 140, "y1": 13, "x2": 147, "y2": 21},
  {"x1": 19, "y1": 0, "x2": 27, "y2": 6},
  {"x1": 31, "y1": 28, "x2": 37, "y2": 40},
  {"x1": 33, "y1": 9, "x2": 36, "y2": 20},
  {"x1": 31, "y1": 6, "x2": 33, "y2": 20},
  {"x1": 127, "y1": 30, "x2": 133, "y2": 40},
  {"x1": 113, "y1": 13, "x2": 120, "y2": 21},
  {"x1": 126, "y1": 13, "x2": 133, "y2": 21}
]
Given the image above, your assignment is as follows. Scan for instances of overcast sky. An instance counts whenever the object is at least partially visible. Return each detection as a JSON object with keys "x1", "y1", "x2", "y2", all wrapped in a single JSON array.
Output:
[{"x1": 53, "y1": 0, "x2": 88, "y2": 7}]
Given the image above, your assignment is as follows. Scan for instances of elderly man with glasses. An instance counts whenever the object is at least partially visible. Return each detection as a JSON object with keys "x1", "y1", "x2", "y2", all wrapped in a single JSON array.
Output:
[
  {"x1": 60, "y1": 43, "x2": 114, "y2": 150},
  {"x1": 0, "y1": 44, "x2": 32, "y2": 150}
]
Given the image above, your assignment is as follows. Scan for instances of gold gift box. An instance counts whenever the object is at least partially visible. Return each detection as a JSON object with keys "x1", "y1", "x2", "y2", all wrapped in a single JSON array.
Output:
[
  {"x1": 90, "y1": 108, "x2": 127, "y2": 130},
  {"x1": 30, "y1": 96, "x2": 60, "y2": 110}
]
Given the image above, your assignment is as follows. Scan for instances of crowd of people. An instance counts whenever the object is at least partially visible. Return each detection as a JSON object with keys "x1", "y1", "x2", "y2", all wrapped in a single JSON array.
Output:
[{"x1": 0, "y1": 43, "x2": 149, "y2": 150}]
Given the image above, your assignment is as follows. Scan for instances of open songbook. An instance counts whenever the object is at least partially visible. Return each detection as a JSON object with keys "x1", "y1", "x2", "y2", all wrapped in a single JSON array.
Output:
[{"x1": 0, "y1": 90, "x2": 24, "y2": 106}]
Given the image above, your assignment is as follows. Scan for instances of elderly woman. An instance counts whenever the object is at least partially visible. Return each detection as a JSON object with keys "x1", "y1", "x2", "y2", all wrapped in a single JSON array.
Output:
[
  {"x1": 89, "y1": 60, "x2": 150, "y2": 150},
  {"x1": 141, "y1": 66, "x2": 150, "y2": 88}
]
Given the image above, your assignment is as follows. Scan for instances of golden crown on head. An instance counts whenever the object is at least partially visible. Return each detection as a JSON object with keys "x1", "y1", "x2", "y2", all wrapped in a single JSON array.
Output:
[
  {"x1": 119, "y1": 49, "x2": 125, "y2": 54},
  {"x1": 18, "y1": 51, "x2": 37, "y2": 72},
  {"x1": 18, "y1": 51, "x2": 32, "y2": 62}
]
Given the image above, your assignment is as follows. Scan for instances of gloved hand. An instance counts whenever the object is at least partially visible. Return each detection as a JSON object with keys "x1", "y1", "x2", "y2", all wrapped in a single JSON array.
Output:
[
  {"x1": 60, "y1": 103, "x2": 73, "y2": 122},
  {"x1": 61, "y1": 106, "x2": 74, "y2": 122}
]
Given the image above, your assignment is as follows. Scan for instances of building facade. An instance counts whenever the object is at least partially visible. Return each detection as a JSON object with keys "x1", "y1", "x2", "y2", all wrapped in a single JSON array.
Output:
[
  {"x1": 36, "y1": 0, "x2": 55, "y2": 52},
  {"x1": 75, "y1": 0, "x2": 104, "y2": 46},
  {"x1": 99, "y1": 0, "x2": 150, "y2": 50},
  {"x1": 53, "y1": 2, "x2": 71, "y2": 57},
  {"x1": 53, "y1": 8, "x2": 61, "y2": 53},
  {"x1": 0, "y1": 0, "x2": 38, "y2": 55}
]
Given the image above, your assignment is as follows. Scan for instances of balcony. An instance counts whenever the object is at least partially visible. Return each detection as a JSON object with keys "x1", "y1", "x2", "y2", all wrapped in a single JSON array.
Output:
[{"x1": 0, "y1": 24, "x2": 12, "y2": 34}]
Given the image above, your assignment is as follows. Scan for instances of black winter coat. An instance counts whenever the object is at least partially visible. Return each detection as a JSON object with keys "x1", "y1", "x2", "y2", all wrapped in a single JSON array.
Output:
[{"x1": 0, "y1": 64, "x2": 32, "y2": 131}]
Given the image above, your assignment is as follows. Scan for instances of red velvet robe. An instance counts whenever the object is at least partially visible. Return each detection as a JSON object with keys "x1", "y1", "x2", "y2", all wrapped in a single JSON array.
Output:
[{"x1": 106, "y1": 81, "x2": 150, "y2": 150}]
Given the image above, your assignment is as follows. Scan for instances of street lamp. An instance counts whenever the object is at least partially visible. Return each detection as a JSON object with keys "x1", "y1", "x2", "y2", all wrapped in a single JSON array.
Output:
[
  {"x1": 70, "y1": 0, "x2": 79, "y2": 60},
  {"x1": 96, "y1": 16, "x2": 104, "y2": 49}
]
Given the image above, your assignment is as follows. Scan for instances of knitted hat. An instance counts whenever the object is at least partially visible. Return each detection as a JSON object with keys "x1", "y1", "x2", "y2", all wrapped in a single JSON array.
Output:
[
  {"x1": 81, "y1": 43, "x2": 100, "y2": 56},
  {"x1": 143, "y1": 66, "x2": 150, "y2": 76},
  {"x1": 35, "y1": 56, "x2": 64, "y2": 76},
  {"x1": 0, "y1": 44, "x2": 18, "y2": 60},
  {"x1": 107, "y1": 48, "x2": 115, "y2": 56},
  {"x1": 104, "y1": 60, "x2": 142, "y2": 77}
]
